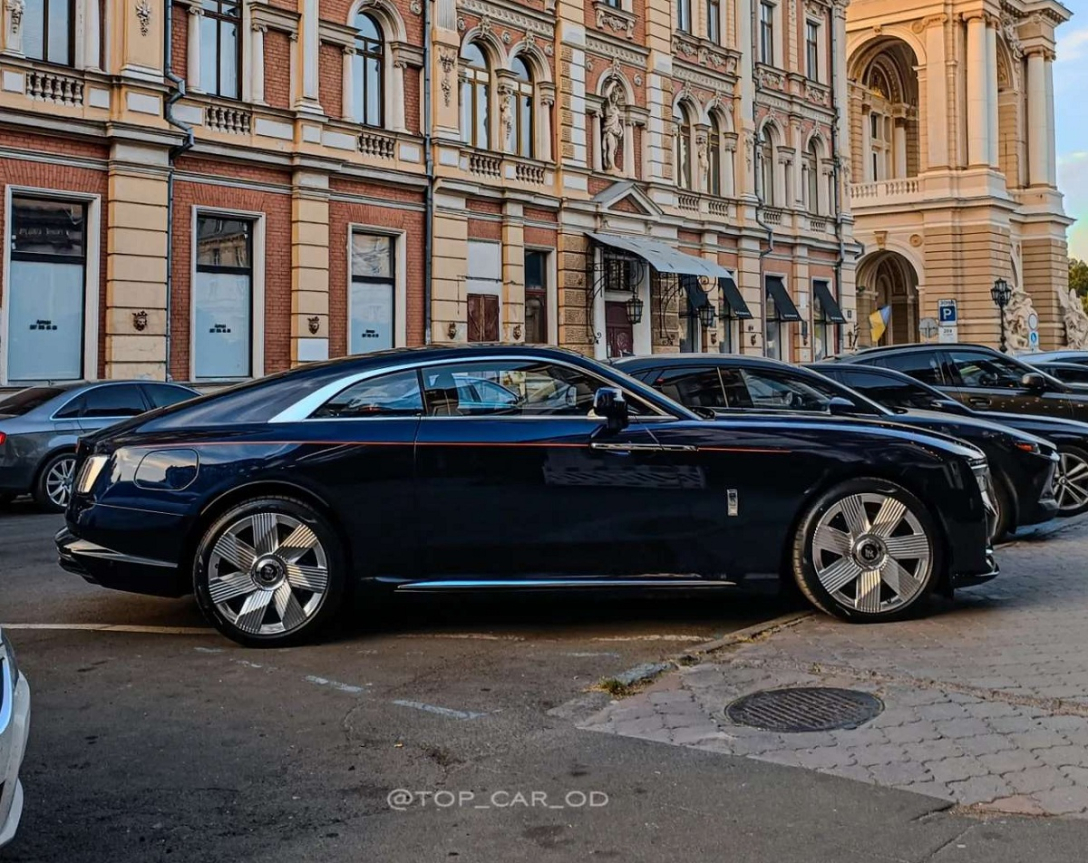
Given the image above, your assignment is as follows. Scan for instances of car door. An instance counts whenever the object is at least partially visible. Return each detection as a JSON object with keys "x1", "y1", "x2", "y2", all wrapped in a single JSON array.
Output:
[
  {"x1": 413, "y1": 356, "x2": 729, "y2": 578},
  {"x1": 941, "y1": 348, "x2": 1068, "y2": 417},
  {"x1": 820, "y1": 367, "x2": 947, "y2": 412},
  {"x1": 65, "y1": 384, "x2": 152, "y2": 433}
]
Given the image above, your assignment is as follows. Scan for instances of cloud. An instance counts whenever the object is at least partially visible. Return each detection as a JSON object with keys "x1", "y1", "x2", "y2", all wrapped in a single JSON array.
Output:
[{"x1": 1057, "y1": 28, "x2": 1088, "y2": 63}]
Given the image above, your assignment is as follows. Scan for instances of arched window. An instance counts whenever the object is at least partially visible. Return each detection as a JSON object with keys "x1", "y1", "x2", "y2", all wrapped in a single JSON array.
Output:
[
  {"x1": 675, "y1": 106, "x2": 693, "y2": 190},
  {"x1": 460, "y1": 42, "x2": 490, "y2": 149},
  {"x1": 803, "y1": 140, "x2": 819, "y2": 213},
  {"x1": 352, "y1": 13, "x2": 384, "y2": 128},
  {"x1": 511, "y1": 57, "x2": 535, "y2": 158},
  {"x1": 759, "y1": 135, "x2": 775, "y2": 205},
  {"x1": 708, "y1": 115, "x2": 722, "y2": 196},
  {"x1": 867, "y1": 67, "x2": 893, "y2": 181}
]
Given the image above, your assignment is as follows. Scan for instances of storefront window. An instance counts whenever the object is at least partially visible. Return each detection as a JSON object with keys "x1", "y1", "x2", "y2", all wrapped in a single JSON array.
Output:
[
  {"x1": 524, "y1": 251, "x2": 548, "y2": 344},
  {"x1": 194, "y1": 216, "x2": 252, "y2": 379},
  {"x1": 350, "y1": 233, "x2": 395, "y2": 353},
  {"x1": 8, "y1": 197, "x2": 86, "y2": 382}
]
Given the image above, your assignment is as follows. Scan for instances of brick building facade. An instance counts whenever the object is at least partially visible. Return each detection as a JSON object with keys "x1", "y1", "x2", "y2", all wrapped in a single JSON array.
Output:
[{"x1": 4, "y1": 0, "x2": 1055, "y2": 387}]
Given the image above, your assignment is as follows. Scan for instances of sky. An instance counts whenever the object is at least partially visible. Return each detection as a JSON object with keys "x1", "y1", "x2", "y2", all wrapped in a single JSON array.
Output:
[{"x1": 1057, "y1": 0, "x2": 1088, "y2": 263}]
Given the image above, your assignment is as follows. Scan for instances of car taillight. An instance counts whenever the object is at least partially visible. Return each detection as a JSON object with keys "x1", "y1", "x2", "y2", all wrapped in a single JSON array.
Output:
[{"x1": 0, "y1": 431, "x2": 6, "y2": 446}]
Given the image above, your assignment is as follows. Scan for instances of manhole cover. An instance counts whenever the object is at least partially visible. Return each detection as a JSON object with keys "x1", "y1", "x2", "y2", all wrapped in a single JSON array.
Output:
[{"x1": 725, "y1": 687, "x2": 883, "y2": 733}]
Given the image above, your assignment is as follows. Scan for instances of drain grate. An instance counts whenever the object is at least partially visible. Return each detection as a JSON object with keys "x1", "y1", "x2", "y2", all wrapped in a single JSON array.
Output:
[{"x1": 725, "y1": 687, "x2": 883, "y2": 733}]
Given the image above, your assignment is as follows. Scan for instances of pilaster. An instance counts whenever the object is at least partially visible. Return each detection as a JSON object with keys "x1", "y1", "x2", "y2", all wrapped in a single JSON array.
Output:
[{"x1": 290, "y1": 171, "x2": 330, "y2": 365}]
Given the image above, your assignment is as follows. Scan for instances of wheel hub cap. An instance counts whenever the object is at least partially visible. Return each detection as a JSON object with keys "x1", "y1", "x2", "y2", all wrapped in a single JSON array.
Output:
[
  {"x1": 852, "y1": 535, "x2": 887, "y2": 569},
  {"x1": 253, "y1": 555, "x2": 286, "y2": 588}
]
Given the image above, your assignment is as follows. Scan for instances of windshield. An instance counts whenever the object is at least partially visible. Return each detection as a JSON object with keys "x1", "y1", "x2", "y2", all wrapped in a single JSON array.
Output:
[{"x1": 0, "y1": 386, "x2": 64, "y2": 416}]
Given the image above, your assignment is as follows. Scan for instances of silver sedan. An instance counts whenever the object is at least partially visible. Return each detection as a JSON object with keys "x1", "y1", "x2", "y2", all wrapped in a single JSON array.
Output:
[
  {"x1": 0, "y1": 381, "x2": 197, "y2": 512},
  {"x1": 0, "y1": 628, "x2": 29, "y2": 849}
]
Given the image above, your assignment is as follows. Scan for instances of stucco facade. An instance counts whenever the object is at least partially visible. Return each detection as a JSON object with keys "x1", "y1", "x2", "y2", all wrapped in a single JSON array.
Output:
[{"x1": 846, "y1": 0, "x2": 1074, "y2": 351}]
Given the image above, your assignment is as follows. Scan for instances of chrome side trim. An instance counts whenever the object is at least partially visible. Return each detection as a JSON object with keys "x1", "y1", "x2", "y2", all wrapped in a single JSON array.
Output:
[
  {"x1": 60, "y1": 537, "x2": 176, "y2": 569},
  {"x1": 390, "y1": 578, "x2": 735, "y2": 590},
  {"x1": 268, "y1": 354, "x2": 673, "y2": 423}
]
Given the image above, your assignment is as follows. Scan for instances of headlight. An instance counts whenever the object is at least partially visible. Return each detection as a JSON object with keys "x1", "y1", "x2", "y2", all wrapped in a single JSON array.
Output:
[
  {"x1": 971, "y1": 460, "x2": 998, "y2": 524},
  {"x1": 77, "y1": 454, "x2": 109, "y2": 494}
]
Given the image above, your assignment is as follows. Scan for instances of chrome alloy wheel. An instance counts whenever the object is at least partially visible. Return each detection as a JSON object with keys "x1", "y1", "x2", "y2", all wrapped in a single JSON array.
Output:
[
  {"x1": 207, "y1": 512, "x2": 329, "y2": 636},
  {"x1": 1054, "y1": 451, "x2": 1088, "y2": 513},
  {"x1": 45, "y1": 455, "x2": 77, "y2": 509},
  {"x1": 811, "y1": 492, "x2": 932, "y2": 614}
]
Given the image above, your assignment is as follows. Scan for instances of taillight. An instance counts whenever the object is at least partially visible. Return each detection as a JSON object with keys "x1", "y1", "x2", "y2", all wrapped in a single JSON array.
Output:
[{"x1": 0, "y1": 431, "x2": 6, "y2": 447}]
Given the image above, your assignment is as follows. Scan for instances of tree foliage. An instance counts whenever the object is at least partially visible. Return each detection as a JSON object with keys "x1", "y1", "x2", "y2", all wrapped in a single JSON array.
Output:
[{"x1": 1072, "y1": 258, "x2": 1088, "y2": 297}]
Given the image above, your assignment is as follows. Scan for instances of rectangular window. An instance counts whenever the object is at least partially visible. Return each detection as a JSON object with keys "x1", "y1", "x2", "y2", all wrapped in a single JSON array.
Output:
[
  {"x1": 677, "y1": 0, "x2": 692, "y2": 33},
  {"x1": 350, "y1": 233, "x2": 395, "y2": 353},
  {"x1": 765, "y1": 289, "x2": 782, "y2": 360},
  {"x1": 806, "y1": 21, "x2": 821, "y2": 81},
  {"x1": 467, "y1": 240, "x2": 502, "y2": 342},
  {"x1": 7, "y1": 197, "x2": 87, "y2": 382},
  {"x1": 200, "y1": 0, "x2": 242, "y2": 99},
  {"x1": 760, "y1": 2, "x2": 775, "y2": 66},
  {"x1": 194, "y1": 215, "x2": 252, "y2": 379},
  {"x1": 23, "y1": 0, "x2": 74, "y2": 66},
  {"x1": 524, "y1": 251, "x2": 549, "y2": 344},
  {"x1": 708, "y1": 0, "x2": 721, "y2": 44}
]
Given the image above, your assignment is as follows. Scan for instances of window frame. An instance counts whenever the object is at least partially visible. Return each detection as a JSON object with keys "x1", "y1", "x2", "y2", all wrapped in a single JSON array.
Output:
[
  {"x1": 309, "y1": 368, "x2": 425, "y2": 420},
  {"x1": 352, "y1": 12, "x2": 385, "y2": 129},
  {"x1": 805, "y1": 19, "x2": 821, "y2": 81},
  {"x1": 23, "y1": 0, "x2": 77, "y2": 67},
  {"x1": 510, "y1": 56, "x2": 535, "y2": 158},
  {"x1": 52, "y1": 383, "x2": 151, "y2": 421},
  {"x1": 200, "y1": 0, "x2": 244, "y2": 101},
  {"x1": 707, "y1": 0, "x2": 722, "y2": 44},
  {"x1": 677, "y1": 0, "x2": 693, "y2": 33},
  {"x1": 759, "y1": 1, "x2": 776, "y2": 66},
  {"x1": 523, "y1": 249, "x2": 550, "y2": 345},
  {"x1": 675, "y1": 106, "x2": 694, "y2": 191},
  {"x1": 190, "y1": 207, "x2": 265, "y2": 382},
  {"x1": 460, "y1": 42, "x2": 491, "y2": 150}
]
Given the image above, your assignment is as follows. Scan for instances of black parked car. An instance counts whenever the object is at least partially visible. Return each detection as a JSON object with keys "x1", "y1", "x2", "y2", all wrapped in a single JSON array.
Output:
[
  {"x1": 59, "y1": 346, "x2": 997, "y2": 646},
  {"x1": 615, "y1": 354, "x2": 1057, "y2": 540},
  {"x1": 1028, "y1": 362, "x2": 1088, "y2": 388},
  {"x1": 812, "y1": 362, "x2": 1088, "y2": 516}
]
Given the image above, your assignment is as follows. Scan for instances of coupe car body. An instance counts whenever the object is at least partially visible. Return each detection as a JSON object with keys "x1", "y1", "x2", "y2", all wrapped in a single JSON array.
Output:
[{"x1": 58, "y1": 346, "x2": 997, "y2": 645}]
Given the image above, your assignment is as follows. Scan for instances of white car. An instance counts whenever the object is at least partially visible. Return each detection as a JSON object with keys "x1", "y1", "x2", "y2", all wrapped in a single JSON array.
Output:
[{"x1": 0, "y1": 628, "x2": 30, "y2": 848}]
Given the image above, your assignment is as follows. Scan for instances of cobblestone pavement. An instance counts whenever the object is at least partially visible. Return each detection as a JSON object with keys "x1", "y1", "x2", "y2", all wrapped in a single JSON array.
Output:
[{"x1": 579, "y1": 518, "x2": 1088, "y2": 818}]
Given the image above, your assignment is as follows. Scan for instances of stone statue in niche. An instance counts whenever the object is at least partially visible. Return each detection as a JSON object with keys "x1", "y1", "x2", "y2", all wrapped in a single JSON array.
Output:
[
  {"x1": 601, "y1": 82, "x2": 625, "y2": 172},
  {"x1": 696, "y1": 132, "x2": 709, "y2": 187},
  {"x1": 1003, "y1": 288, "x2": 1037, "y2": 352},
  {"x1": 498, "y1": 84, "x2": 514, "y2": 150},
  {"x1": 1060, "y1": 287, "x2": 1088, "y2": 349}
]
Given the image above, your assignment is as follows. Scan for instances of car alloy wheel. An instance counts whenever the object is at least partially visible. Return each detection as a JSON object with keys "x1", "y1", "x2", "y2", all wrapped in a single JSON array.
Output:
[
  {"x1": 1054, "y1": 448, "x2": 1088, "y2": 515},
  {"x1": 792, "y1": 479, "x2": 938, "y2": 622},
  {"x1": 36, "y1": 453, "x2": 77, "y2": 512},
  {"x1": 194, "y1": 497, "x2": 346, "y2": 647}
]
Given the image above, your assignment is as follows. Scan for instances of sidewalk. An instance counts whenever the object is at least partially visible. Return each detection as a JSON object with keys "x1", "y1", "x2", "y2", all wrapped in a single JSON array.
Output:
[{"x1": 579, "y1": 517, "x2": 1088, "y2": 817}]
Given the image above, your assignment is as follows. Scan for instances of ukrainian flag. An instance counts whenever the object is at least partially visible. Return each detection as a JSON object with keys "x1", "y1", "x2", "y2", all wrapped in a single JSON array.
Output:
[{"x1": 869, "y1": 306, "x2": 892, "y2": 344}]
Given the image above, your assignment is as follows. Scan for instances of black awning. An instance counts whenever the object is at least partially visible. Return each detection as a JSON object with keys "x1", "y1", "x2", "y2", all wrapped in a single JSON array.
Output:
[
  {"x1": 682, "y1": 275, "x2": 710, "y2": 309},
  {"x1": 765, "y1": 276, "x2": 802, "y2": 322},
  {"x1": 587, "y1": 232, "x2": 733, "y2": 279},
  {"x1": 719, "y1": 276, "x2": 753, "y2": 319},
  {"x1": 813, "y1": 280, "x2": 847, "y2": 324}
]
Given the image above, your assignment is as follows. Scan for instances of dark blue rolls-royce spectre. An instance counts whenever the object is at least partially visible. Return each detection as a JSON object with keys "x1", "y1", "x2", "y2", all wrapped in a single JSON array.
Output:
[{"x1": 57, "y1": 346, "x2": 998, "y2": 647}]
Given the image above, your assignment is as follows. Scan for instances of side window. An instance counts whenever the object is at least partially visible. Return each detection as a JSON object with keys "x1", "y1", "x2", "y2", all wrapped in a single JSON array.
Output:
[
  {"x1": 832, "y1": 370, "x2": 935, "y2": 411},
  {"x1": 79, "y1": 385, "x2": 149, "y2": 418},
  {"x1": 311, "y1": 370, "x2": 423, "y2": 418},
  {"x1": 54, "y1": 394, "x2": 85, "y2": 419},
  {"x1": 738, "y1": 369, "x2": 833, "y2": 412},
  {"x1": 646, "y1": 367, "x2": 727, "y2": 409},
  {"x1": 875, "y1": 351, "x2": 944, "y2": 385},
  {"x1": 420, "y1": 360, "x2": 650, "y2": 418},
  {"x1": 144, "y1": 385, "x2": 196, "y2": 409},
  {"x1": 946, "y1": 350, "x2": 1025, "y2": 389}
]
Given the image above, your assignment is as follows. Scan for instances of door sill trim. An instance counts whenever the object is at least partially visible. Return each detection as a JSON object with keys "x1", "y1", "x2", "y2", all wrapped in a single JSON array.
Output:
[{"x1": 388, "y1": 578, "x2": 736, "y2": 591}]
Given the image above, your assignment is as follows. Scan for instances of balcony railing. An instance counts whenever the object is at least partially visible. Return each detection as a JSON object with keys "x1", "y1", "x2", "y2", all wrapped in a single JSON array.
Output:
[
  {"x1": 359, "y1": 129, "x2": 396, "y2": 159},
  {"x1": 26, "y1": 69, "x2": 84, "y2": 107},
  {"x1": 677, "y1": 193, "x2": 700, "y2": 213},
  {"x1": 515, "y1": 161, "x2": 546, "y2": 185},
  {"x1": 205, "y1": 104, "x2": 252, "y2": 135},
  {"x1": 468, "y1": 151, "x2": 502, "y2": 178},
  {"x1": 763, "y1": 207, "x2": 783, "y2": 226},
  {"x1": 808, "y1": 216, "x2": 828, "y2": 233},
  {"x1": 850, "y1": 178, "x2": 921, "y2": 203},
  {"x1": 708, "y1": 199, "x2": 730, "y2": 218}
]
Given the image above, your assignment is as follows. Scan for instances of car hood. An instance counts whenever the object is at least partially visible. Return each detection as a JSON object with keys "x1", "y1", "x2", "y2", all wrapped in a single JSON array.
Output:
[
  {"x1": 975, "y1": 410, "x2": 1088, "y2": 436},
  {"x1": 896, "y1": 410, "x2": 1054, "y2": 451}
]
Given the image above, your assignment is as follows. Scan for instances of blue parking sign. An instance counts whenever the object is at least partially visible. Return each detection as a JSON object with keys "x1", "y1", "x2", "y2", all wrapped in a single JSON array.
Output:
[{"x1": 938, "y1": 300, "x2": 957, "y2": 324}]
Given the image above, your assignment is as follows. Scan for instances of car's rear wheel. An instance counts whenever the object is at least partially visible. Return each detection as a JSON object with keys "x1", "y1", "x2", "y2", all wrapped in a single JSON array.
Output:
[
  {"x1": 791, "y1": 478, "x2": 939, "y2": 622},
  {"x1": 990, "y1": 478, "x2": 1013, "y2": 542},
  {"x1": 1054, "y1": 446, "x2": 1088, "y2": 516},
  {"x1": 33, "y1": 451, "x2": 76, "y2": 512},
  {"x1": 193, "y1": 497, "x2": 347, "y2": 647}
]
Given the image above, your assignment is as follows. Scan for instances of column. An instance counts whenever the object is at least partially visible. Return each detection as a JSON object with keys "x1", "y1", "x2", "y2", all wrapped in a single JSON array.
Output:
[
  {"x1": 297, "y1": 0, "x2": 322, "y2": 112},
  {"x1": 290, "y1": 171, "x2": 331, "y2": 364},
  {"x1": 1026, "y1": 49, "x2": 1047, "y2": 186},
  {"x1": 187, "y1": 7, "x2": 203, "y2": 91},
  {"x1": 985, "y1": 16, "x2": 999, "y2": 167},
  {"x1": 623, "y1": 119, "x2": 636, "y2": 179},
  {"x1": 391, "y1": 61, "x2": 407, "y2": 132},
  {"x1": 251, "y1": 24, "x2": 266, "y2": 104},
  {"x1": 965, "y1": 13, "x2": 988, "y2": 167},
  {"x1": 832, "y1": 0, "x2": 849, "y2": 173},
  {"x1": 105, "y1": 143, "x2": 171, "y2": 380},
  {"x1": 736, "y1": 0, "x2": 755, "y2": 198},
  {"x1": 342, "y1": 47, "x2": 356, "y2": 121},
  {"x1": 893, "y1": 119, "x2": 907, "y2": 178},
  {"x1": 4, "y1": 0, "x2": 24, "y2": 54},
  {"x1": 540, "y1": 95, "x2": 554, "y2": 162},
  {"x1": 1045, "y1": 50, "x2": 1057, "y2": 186},
  {"x1": 723, "y1": 139, "x2": 736, "y2": 196},
  {"x1": 925, "y1": 15, "x2": 948, "y2": 169},
  {"x1": 590, "y1": 110, "x2": 603, "y2": 171},
  {"x1": 502, "y1": 206, "x2": 525, "y2": 343},
  {"x1": 83, "y1": 0, "x2": 102, "y2": 71}
]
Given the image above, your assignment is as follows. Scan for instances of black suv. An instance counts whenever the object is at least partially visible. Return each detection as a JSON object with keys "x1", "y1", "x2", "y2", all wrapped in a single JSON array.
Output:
[{"x1": 836, "y1": 343, "x2": 1088, "y2": 421}]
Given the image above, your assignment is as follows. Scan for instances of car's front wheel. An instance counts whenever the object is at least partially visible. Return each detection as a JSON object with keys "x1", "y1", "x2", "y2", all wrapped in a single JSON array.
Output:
[
  {"x1": 33, "y1": 451, "x2": 77, "y2": 512},
  {"x1": 193, "y1": 497, "x2": 347, "y2": 647},
  {"x1": 1054, "y1": 446, "x2": 1088, "y2": 516},
  {"x1": 791, "y1": 478, "x2": 940, "y2": 622}
]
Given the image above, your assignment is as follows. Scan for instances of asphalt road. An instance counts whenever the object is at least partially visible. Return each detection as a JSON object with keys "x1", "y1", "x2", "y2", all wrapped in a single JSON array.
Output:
[{"x1": 4, "y1": 501, "x2": 1088, "y2": 862}]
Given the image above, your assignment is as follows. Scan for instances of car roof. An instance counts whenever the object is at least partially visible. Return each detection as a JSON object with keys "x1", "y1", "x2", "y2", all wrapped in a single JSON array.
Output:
[
  {"x1": 836, "y1": 342, "x2": 995, "y2": 360},
  {"x1": 614, "y1": 353, "x2": 798, "y2": 372}
]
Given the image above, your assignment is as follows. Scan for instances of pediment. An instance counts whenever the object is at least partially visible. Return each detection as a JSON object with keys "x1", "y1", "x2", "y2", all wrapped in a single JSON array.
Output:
[{"x1": 592, "y1": 181, "x2": 663, "y2": 218}]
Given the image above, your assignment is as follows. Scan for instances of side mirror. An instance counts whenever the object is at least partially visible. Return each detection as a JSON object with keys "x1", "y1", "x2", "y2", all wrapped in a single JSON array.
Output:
[
  {"x1": 826, "y1": 397, "x2": 856, "y2": 417},
  {"x1": 1021, "y1": 372, "x2": 1047, "y2": 391},
  {"x1": 593, "y1": 387, "x2": 629, "y2": 432}
]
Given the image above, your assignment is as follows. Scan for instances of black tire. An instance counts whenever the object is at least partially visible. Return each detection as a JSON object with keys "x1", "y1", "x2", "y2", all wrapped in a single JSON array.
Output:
[
  {"x1": 990, "y1": 477, "x2": 1013, "y2": 543},
  {"x1": 1054, "y1": 445, "x2": 1088, "y2": 517},
  {"x1": 193, "y1": 496, "x2": 347, "y2": 648},
  {"x1": 791, "y1": 477, "x2": 941, "y2": 623},
  {"x1": 32, "y1": 451, "x2": 77, "y2": 513},
  {"x1": 0, "y1": 493, "x2": 15, "y2": 508}
]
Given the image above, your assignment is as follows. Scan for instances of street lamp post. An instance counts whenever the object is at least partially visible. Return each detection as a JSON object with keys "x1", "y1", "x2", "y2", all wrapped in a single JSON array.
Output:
[{"x1": 990, "y1": 277, "x2": 1012, "y2": 352}]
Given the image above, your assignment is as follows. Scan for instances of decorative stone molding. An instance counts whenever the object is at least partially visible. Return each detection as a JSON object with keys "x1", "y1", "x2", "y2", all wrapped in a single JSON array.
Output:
[
  {"x1": 1003, "y1": 288, "x2": 1039, "y2": 352},
  {"x1": 756, "y1": 66, "x2": 786, "y2": 90},
  {"x1": 911, "y1": 14, "x2": 948, "y2": 33},
  {"x1": 601, "y1": 79, "x2": 626, "y2": 172},
  {"x1": 438, "y1": 47, "x2": 456, "y2": 107},
  {"x1": 136, "y1": 0, "x2": 152, "y2": 35},
  {"x1": 6, "y1": 0, "x2": 24, "y2": 33},
  {"x1": 594, "y1": 0, "x2": 636, "y2": 40},
  {"x1": 1059, "y1": 289, "x2": 1088, "y2": 349}
]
